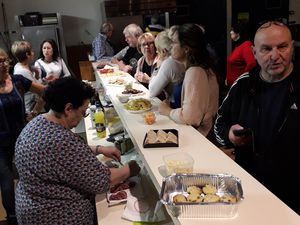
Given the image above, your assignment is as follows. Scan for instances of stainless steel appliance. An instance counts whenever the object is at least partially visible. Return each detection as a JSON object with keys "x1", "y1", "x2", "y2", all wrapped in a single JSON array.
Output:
[{"x1": 15, "y1": 13, "x2": 67, "y2": 63}]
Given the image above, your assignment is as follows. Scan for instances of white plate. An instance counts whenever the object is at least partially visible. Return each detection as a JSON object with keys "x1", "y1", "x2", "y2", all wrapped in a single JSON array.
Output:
[
  {"x1": 106, "y1": 81, "x2": 128, "y2": 86},
  {"x1": 121, "y1": 91, "x2": 145, "y2": 97},
  {"x1": 126, "y1": 106, "x2": 152, "y2": 114}
]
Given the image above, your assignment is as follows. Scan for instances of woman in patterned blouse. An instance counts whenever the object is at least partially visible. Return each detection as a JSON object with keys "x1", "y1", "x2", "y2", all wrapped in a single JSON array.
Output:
[{"x1": 15, "y1": 77, "x2": 140, "y2": 225}]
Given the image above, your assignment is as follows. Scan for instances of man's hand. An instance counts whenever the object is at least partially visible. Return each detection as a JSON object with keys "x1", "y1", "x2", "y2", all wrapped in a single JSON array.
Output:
[{"x1": 229, "y1": 124, "x2": 252, "y2": 147}]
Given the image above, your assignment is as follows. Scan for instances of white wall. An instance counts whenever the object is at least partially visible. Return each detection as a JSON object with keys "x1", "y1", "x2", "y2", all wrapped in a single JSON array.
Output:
[{"x1": 0, "y1": 0, "x2": 105, "y2": 50}]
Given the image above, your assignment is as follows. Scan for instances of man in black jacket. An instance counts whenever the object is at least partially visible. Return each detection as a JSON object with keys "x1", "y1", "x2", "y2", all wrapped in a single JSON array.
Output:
[
  {"x1": 111, "y1": 23, "x2": 143, "y2": 75},
  {"x1": 214, "y1": 21, "x2": 300, "y2": 214}
]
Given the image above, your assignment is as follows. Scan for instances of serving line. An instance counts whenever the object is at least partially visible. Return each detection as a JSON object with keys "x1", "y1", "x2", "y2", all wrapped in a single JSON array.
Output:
[{"x1": 90, "y1": 63, "x2": 300, "y2": 225}]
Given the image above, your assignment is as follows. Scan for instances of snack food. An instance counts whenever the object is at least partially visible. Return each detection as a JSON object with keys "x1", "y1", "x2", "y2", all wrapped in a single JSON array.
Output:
[
  {"x1": 166, "y1": 131, "x2": 178, "y2": 144},
  {"x1": 172, "y1": 184, "x2": 237, "y2": 204},
  {"x1": 122, "y1": 88, "x2": 143, "y2": 95},
  {"x1": 166, "y1": 160, "x2": 193, "y2": 174},
  {"x1": 109, "y1": 190, "x2": 127, "y2": 200},
  {"x1": 220, "y1": 195, "x2": 237, "y2": 203},
  {"x1": 100, "y1": 68, "x2": 114, "y2": 74},
  {"x1": 161, "y1": 173, "x2": 244, "y2": 218},
  {"x1": 187, "y1": 186, "x2": 202, "y2": 195},
  {"x1": 124, "y1": 98, "x2": 152, "y2": 112},
  {"x1": 203, "y1": 194, "x2": 220, "y2": 203},
  {"x1": 145, "y1": 130, "x2": 178, "y2": 144},
  {"x1": 107, "y1": 179, "x2": 137, "y2": 206},
  {"x1": 164, "y1": 152, "x2": 194, "y2": 175},
  {"x1": 144, "y1": 112, "x2": 156, "y2": 125},
  {"x1": 202, "y1": 184, "x2": 217, "y2": 195},
  {"x1": 173, "y1": 194, "x2": 187, "y2": 203},
  {"x1": 108, "y1": 78, "x2": 126, "y2": 85},
  {"x1": 187, "y1": 193, "x2": 203, "y2": 202}
]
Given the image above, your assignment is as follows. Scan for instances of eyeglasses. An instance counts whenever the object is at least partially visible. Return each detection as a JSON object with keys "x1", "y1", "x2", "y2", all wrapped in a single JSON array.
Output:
[
  {"x1": 257, "y1": 20, "x2": 287, "y2": 30},
  {"x1": 0, "y1": 58, "x2": 9, "y2": 65},
  {"x1": 83, "y1": 110, "x2": 89, "y2": 118},
  {"x1": 141, "y1": 42, "x2": 154, "y2": 47}
]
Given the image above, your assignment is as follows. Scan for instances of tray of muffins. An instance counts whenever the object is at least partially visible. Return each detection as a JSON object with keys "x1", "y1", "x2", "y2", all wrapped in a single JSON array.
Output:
[{"x1": 160, "y1": 173, "x2": 244, "y2": 218}]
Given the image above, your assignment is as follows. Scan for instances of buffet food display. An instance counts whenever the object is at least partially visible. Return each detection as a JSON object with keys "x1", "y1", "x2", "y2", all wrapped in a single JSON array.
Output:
[
  {"x1": 91, "y1": 62, "x2": 300, "y2": 225},
  {"x1": 160, "y1": 173, "x2": 244, "y2": 218},
  {"x1": 124, "y1": 98, "x2": 152, "y2": 113},
  {"x1": 106, "y1": 178, "x2": 138, "y2": 206},
  {"x1": 163, "y1": 152, "x2": 193, "y2": 174}
]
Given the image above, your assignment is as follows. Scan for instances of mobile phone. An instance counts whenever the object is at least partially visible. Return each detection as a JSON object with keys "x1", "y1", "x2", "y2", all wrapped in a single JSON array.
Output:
[{"x1": 233, "y1": 128, "x2": 252, "y2": 136}]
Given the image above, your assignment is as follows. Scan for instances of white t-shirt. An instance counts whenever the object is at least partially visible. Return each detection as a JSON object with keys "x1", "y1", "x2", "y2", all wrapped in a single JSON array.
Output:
[
  {"x1": 34, "y1": 57, "x2": 71, "y2": 79},
  {"x1": 13, "y1": 62, "x2": 41, "y2": 113}
]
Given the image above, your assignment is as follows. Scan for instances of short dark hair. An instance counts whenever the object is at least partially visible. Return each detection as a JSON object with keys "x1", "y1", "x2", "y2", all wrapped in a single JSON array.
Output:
[
  {"x1": 231, "y1": 22, "x2": 251, "y2": 41},
  {"x1": 39, "y1": 39, "x2": 60, "y2": 61},
  {"x1": 43, "y1": 77, "x2": 95, "y2": 112}
]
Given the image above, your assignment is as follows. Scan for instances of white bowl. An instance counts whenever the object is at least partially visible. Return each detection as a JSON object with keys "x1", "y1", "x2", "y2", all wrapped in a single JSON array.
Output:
[{"x1": 117, "y1": 94, "x2": 129, "y2": 103}]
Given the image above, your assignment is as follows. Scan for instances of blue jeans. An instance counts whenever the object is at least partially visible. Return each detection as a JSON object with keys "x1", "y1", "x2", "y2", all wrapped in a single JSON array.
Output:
[{"x1": 0, "y1": 146, "x2": 16, "y2": 220}]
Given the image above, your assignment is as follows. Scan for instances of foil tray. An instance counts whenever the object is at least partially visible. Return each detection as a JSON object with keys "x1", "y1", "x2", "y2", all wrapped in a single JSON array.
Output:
[{"x1": 160, "y1": 173, "x2": 244, "y2": 218}]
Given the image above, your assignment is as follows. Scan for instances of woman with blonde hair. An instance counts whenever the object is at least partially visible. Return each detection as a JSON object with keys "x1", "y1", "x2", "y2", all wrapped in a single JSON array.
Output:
[
  {"x1": 134, "y1": 32, "x2": 157, "y2": 87},
  {"x1": 12, "y1": 41, "x2": 44, "y2": 118},
  {"x1": 149, "y1": 28, "x2": 185, "y2": 106}
]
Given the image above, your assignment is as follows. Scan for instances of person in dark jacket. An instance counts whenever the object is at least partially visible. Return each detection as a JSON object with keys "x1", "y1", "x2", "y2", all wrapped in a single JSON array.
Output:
[
  {"x1": 0, "y1": 48, "x2": 45, "y2": 225},
  {"x1": 214, "y1": 21, "x2": 300, "y2": 214}
]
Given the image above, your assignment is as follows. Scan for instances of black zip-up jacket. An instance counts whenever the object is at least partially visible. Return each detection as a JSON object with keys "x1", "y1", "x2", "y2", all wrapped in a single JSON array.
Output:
[{"x1": 214, "y1": 66, "x2": 300, "y2": 213}]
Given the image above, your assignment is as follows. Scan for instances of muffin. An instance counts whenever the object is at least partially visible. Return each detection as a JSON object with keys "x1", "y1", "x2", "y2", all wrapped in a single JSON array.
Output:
[{"x1": 202, "y1": 184, "x2": 217, "y2": 195}]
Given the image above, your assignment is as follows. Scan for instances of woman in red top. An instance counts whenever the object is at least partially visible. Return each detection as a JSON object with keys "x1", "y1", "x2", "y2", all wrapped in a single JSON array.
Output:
[{"x1": 226, "y1": 22, "x2": 256, "y2": 87}]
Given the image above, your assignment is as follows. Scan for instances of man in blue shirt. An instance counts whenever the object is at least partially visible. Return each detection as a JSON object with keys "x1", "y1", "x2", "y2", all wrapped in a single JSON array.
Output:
[{"x1": 92, "y1": 22, "x2": 114, "y2": 61}]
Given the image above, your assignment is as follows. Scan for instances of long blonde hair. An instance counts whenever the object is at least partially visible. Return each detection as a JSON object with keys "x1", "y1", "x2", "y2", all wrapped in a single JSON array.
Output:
[{"x1": 155, "y1": 30, "x2": 172, "y2": 58}]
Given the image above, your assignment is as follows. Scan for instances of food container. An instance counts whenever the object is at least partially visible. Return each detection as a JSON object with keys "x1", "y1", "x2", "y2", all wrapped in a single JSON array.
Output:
[
  {"x1": 143, "y1": 129, "x2": 179, "y2": 148},
  {"x1": 163, "y1": 152, "x2": 193, "y2": 175},
  {"x1": 143, "y1": 111, "x2": 156, "y2": 125},
  {"x1": 106, "y1": 177, "x2": 137, "y2": 206},
  {"x1": 117, "y1": 94, "x2": 129, "y2": 103},
  {"x1": 160, "y1": 173, "x2": 244, "y2": 218}
]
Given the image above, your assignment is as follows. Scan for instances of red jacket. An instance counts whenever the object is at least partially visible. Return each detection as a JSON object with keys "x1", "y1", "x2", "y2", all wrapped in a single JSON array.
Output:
[{"x1": 226, "y1": 41, "x2": 256, "y2": 87}]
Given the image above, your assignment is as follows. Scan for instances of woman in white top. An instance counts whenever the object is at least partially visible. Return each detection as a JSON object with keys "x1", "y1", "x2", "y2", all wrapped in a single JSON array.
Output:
[
  {"x1": 159, "y1": 24, "x2": 219, "y2": 138},
  {"x1": 11, "y1": 41, "x2": 44, "y2": 118},
  {"x1": 35, "y1": 39, "x2": 70, "y2": 83},
  {"x1": 148, "y1": 29, "x2": 185, "y2": 107}
]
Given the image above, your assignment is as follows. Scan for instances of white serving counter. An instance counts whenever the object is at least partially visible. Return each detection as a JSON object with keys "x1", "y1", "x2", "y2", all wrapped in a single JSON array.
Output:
[{"x1": 87, "y1": 63, "x2": 300, "y2": 225}]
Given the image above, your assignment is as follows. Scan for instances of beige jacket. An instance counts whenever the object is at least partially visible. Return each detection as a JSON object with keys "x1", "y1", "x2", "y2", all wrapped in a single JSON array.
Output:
[{"x1": 169, "y1": 66, "x2": 219, "y2": 136}]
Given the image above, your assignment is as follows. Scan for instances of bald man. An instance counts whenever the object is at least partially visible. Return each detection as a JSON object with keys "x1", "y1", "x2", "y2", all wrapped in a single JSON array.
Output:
[{"x1": 214, "y1": 22, "x2": 300, "y2": 214}]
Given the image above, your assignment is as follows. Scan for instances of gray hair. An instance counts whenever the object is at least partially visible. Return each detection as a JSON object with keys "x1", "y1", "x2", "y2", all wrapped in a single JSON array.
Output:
[
  {"x1": 123, "y1": 23, "x2": 143, "y2": 38},
  {"x1": 101, "y1": 22, "x2": 113, "y2": 34}
]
